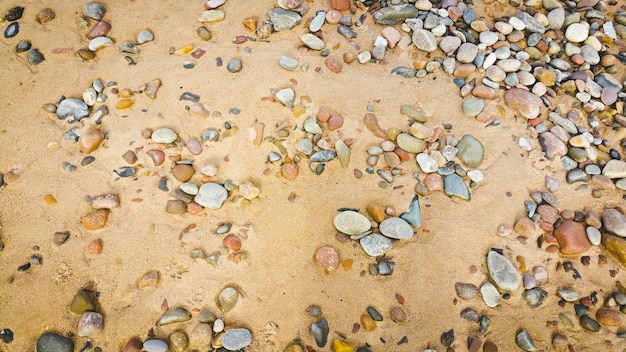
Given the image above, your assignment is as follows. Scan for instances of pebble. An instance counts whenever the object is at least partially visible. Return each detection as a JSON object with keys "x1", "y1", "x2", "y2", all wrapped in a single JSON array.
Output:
[
  {"x1": 172, "y1": 164, "x2": 194, "y2": 182},
  {"x1": 311, "y1": 318, "x2": 329, "y2": 348},
  {"x1": 195, "y1": 183, "x2": 228, "y2": 209},
  {"x1": 373, "y1": 4, "x2": 420, "y2": 25},
  {"x1": 487, "y1": 251, "x2": 521, "y2": 291},
  {"x1": 152, "y1": 128, "x2": 177, "y2": 143},
  {"x1": 78, "y1": 130, "x2": 105, "y2": 154},
  {"x1": 504, "y1": 88, "x2": 543, "y2": 119},
  {"x1": 82, "y1": 209, "x2": 109, "y2": 230},
  {"x1": 143, "y1": 339, "x2": 168, "y2": 352},
  {"x1": 137, "y1": 29, "x2": 154, "y2": 44},
  {"x1": 538, "y1": 132, "x2": 567, "y2": 160},
  {"x1": 457, "y1": 43, "x2": 478, "y2": 64},
  {"x1": 444, "y1": 174, "x2": 471, "y2": 201},
  {"x1": 481, "y1": 283, "x2": 501, "y2": 307},
  {"x1": 456, "y1": 135, "x2": 484, "y2": 168},
  {"x1": 28, "y1": 49, "x2": 45, "y2": 65},
  {"x1": 462, "y1": 98, "x2": 486, "y2": 117},
  {"x1": 379, "y1": 217, "x2": 413, "y2": 239},
  {"x1": 580, "y1": 314, "x2": 601, "y2": 332},
  {"x1": 360, "y1": 234, "x2": 393, "y2": 257},
  {"x1": 566, "y1": 169, "x2": 590, "y2": 184},
  {"x1": 333, "y1": 210, "x2": 372, "y2": 235},
  {"x1": 523, "y1": 287, "x2": 548, "y2": 308},
  {"x1": 83, "y1": 3, "x2": 106, "y2": 20},
  {"x1": 222, "y1": 328, "x2": 252, "y2": 351},
  {"x1": 77, "y1": 312, "x2": 103, "y2": 337},
  {"x1": 57, "y1": 98, "x2": 89, "y2": 123},
  {"x1": 315, "y1": 246, "x2": 339, "y2": 272},
  {"x1": 602, "y1": 209, "x2": 626, "y2": 237},
  {"x1": 36, "y1": 333, "x2": 74, "y2": 352},
  {"x1": 198, "y1": 10, "x2": 225, "y2": 23},
  {"x1": 275, "y1": 88, "x2": 294, "y2": 107},
  {"x1": 400, "y1": 195, "x2": 422, "y2": 228},
  {"x1": 396, "y1": 133, "x2": 426, "y2": 153},
  {"x1": 412, "y1": 29, "x2": 437, "y2": 52},
  {"x1": 158, "y1": 307, "x2": 192, "y2": 326},
  {"x1": 325, "y1": 57, "x2": 342, "y2": 73},
  {"x1": 279, "y1": 55, "x2": 298, "y2": 70},
  {"x1": 267, "y1": 8, "x2": 301, "y2": 31},
  {"x1": 586, "y1": 226, "x2": 601, "y2": 245},
  {"x1": 565, "y1": 23, "x2": 589, "y2": 43},
  {"x1": 218, "y1": 286, "x2": 239, "y2": 313},
  {"x1": 71, "y1": 289, "x2": 97, "y2": 314},
  {"x1": 602, "y1": 160, "x2": 626, "y2": 179},
  {"x1": 88, "y1": 37, "x2": 114, "y2": 51},
  {"x1": 281, "y1": 162, "x2": 298, "y2": 180},
  {"x1": 554, "y1": 220, "x2": 591, "y2": 254},
  {"x1": 516, "y1": 330, "x2": 536, "y2": 351},
  {"x1": 227, "y1": 59, "x2": 242, "y2": 73},
  {"x1": 596, "y1": 308, "x2": 622, "y2": 326}
]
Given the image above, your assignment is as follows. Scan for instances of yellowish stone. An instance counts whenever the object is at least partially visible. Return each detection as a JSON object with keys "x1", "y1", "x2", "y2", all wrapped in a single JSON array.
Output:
[
  {"x1": 333, "y1": 339, "x2": 355, "y2": 352},
  {"x1": 43, "y1": 194, "x2": 57, "y2": 204},
  {"x1": 361, "y1": 314, "x2": 377, "y2": 331},
  {"x1": 116, "y1": 99, "x2": 134, "y2": 109}
]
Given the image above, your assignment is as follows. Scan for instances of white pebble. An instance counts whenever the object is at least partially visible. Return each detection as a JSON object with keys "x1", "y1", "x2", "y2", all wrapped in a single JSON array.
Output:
[{"x1": 213, "y1": 318, "x2": 225, "y2": 333}]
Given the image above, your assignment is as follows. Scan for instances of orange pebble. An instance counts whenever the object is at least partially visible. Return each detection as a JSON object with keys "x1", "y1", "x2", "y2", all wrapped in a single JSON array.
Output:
[
  {"x1": 223, "y1": 234, "x2": 242, "y2": 251},
  {"x1": 43, "y1": 194, "x2": 57, "y2": 204},
  {"x1": 341, "y1": 259, "x2": 353, "y2": 271},
  {"x1": 88, "y1": 239, "x2": 103, "y2": 254}
]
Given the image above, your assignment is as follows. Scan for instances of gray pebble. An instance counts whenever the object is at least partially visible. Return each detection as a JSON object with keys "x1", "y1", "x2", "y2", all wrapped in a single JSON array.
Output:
[{"x1": 227, "y1": 59, "x2": 242, "y2": 73}]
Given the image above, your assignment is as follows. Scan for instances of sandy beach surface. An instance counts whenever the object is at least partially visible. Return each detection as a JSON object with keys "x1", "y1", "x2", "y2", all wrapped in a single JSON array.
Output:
[{"x1": 1, "y1": 0, "x2": 626, "y2": 351}]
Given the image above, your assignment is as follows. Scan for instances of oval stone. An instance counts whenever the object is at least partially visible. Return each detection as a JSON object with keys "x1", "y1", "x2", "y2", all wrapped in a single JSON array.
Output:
[
  {"x1": 152, "y1": 128, "x2": 177, "y2": 143},
  {"x1": 195, "y1": 183, "x2": 228, "y2": 209},
  {"x1": 360, "y1": 234, "x2": 394, "y2": 257},
  {"x1": 396, "y1": 133, "x2": 426, "y2": 153},
  {"x1": 333, "y1": 211, "x2": 371, "y2": 235},
  {"x1": 379, "y1": 217, "x2": 414, "y2": 239}
]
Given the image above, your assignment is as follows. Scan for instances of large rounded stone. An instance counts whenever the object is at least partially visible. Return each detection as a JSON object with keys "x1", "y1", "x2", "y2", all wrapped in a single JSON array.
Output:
[
  {"x1": 554, "y1": 220, "x2": 591, "y2": 255},
  {"x1": 504, "y1": 88, "x2": 543, "y2": 119},
  {"x1": 379, "y1": 217, "x2": 414, "y2": 239},
  {"x1": 37, "y1": 333, "x2": 74, "y2": 352},
  {"x1": 456, "y1": 135, "x2": 485, "y2": 168},
  {"x1": 194, "y1": 183, "x2": 228, "y2": 209},
  {"x1": 396, "y1": 133, "x2": 426, "y2": 153},
  {"x1": 333, "y1": 211, "x2": 371, "y2": 235},
  {"x1": 487, "y1": 251, "x2": 521, "y2": 291}
]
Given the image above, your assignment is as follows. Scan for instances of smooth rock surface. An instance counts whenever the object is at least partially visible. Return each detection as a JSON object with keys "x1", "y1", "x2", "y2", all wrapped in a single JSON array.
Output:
[
  {"x1": 379, "y1": 217, "x2": 414, "y2": 239},
  {"x1": 504, "y1": 88, "x2": 543, "y2": 119},
  {"x1": 334, "y1": 211, "x2": 371, "y2": 235},
  {"x1": 554, "y1": 220, "x2": 591, "y2": 254},
  {"x1": 195, "y1": 183, "x2": 228, "y2": 209},
  {"x1": 603, "y1": 209, "x2": 626, "y2": 237},
  {"x1": 360, "y1": 234, "x2": 393, "y2": 257},
  {"x1": 487, "y1": 251, "x2": 521, "y2": 291},
  {"x1": 222, "y1": 328, "x2": 253, "y2": 351}
]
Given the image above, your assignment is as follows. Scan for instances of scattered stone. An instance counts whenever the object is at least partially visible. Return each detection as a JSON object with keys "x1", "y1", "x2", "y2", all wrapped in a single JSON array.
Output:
[
  {"x1": 158, "y1": 307, "x2": 192, "y2": 326},
  {"x1": 36, "y1": 333, "x2": 74, "y2": 352},
  {"x1": 373, "y1": 4, "x2": 420, "y2": 25},
  {"x1": 603, "y1": 209, "x2": 626, "y2": 238},
  {"x1": 311, "y1": 318, "x2": 329, "y2": 348},
  {"x1": 555, "y1": 220, "x2": 592, "y2": 255},
  {"x1": 487, "y1": 251, "x2": 521, "y2": 291},
  {"x1": 504, "y1": 88, "x2": 543, "y2": 119},
  {"x1": 444, "y1": 174, "x2": 471, "y2": 201},
  {"x1": 456, "y1": 135, "x2": 485, "y2": 168},
  {"x1": 70, "y1": 289, "x2": 97, "y2": 314},
  {"x1": 412, "y1": 29, "x2": 437, "y2": 52},
  {"x1": 142, "y1": 339, "x2": 168, "y2": 352},
  {"x1": 360, "y1": 234, "x2": 393, "y2": 257},
  {"x1": 516, "y1": 330, "x2": 536, "y2": 351},
  {"x1": 81, "y1": 209, "x2": 109, "y2": 230},
  {"x1": 580, "y1": 314, "x2": 601, "y2": 332},
  {"x1": 455, "y1": 282, "x2": 479, "y2": 300},
  {"x1": 523, "y1": 287, "x2": 548, "y2": 308},
  {"x1": 195, "y1": 183, "x2": 228, "y2": 209},
  {"x1": 379, "y1": 217, "x2": 413, "y2": 239},
  {"x1": 481, "y1": 283, "x2": 501, "y2": 307},
  {"x1": 77, "y1": 312, "x2": 103, "y2": 337},
  {"x1": 334, "y1": 211, "x2": 371, "y2": 235},
  {"x1": 222, "y1": 328, "x2": 253, "y2": 351},
  {"x1": 315, "y1": 246, "x2": 339, "y2": 272}
]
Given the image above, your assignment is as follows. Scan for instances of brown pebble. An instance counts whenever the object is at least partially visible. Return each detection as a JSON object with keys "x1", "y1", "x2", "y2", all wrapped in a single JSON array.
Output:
[
  {"x1": 165, "y1": 200, "x2": 186, "y2": 214},
  {"x1": 325, "y1": 56, "x2": 343, "y2": 73},
  {"x1": 395, "y1": 293, "x2": 405, "y2": 304},
  {"x1": 185, "y1": 138, "x2": 203, "y2": 155},
  {"x1": 327, "y1": 114, "x2": 344, "y2": 130},
  {"x1": 122, "y1": 337, "x2": 143, "y2": 352},
  {"x1": 281, "y1": 162, "x2": 299, "y2": 180},
  {"x1": 335, "y1": 232, "x2": 350, "y2": 243},
  {"x1": 88, "y1": 239, "x2": 103, "y2": 254},
  {"x1": 171, "y1": 164, "x2": 195, "y2": 182},
  {"x1": 352, "y1": 323, "x2": 360, "y2": 333},
  {"x1": 315, "y1": 246, "x2": 340, "y2": 272},
  {"x1": 78, "y1": 130, "x2": 105, "y2": 154},
  {"x1": 514, "y1": 217, "x2": 536, "y2": 236},
  {"x1": 596, "y1": 308, "x2": 622, "y2": 326},
  {"x1": 82, "y1": 209, "x2": 110, "y2": 230},
  {"x1": 36, "y1": 8, "x2": 56, "y2": 24},
  {"x1": 122, "y1": 150, "x2": 137, "y2": 164},
  {"x1": 390, "y1": 306, "x2": 407, "y2": 323},
  {"x1": 483, "y1": 341, "x2": 498, "y2": 352},
  {"x1": 317, "y1": 105, "x2": 331, "y2": 122},
  {"x1": 366, "y1": 204, "x2": 386, "y2": 223},
  {"x1": 147, "y1": 150, "x2": 165, "y2": 166},
  {"x1": 223, "y1": 234, "x2": 242, "y2": 251},
  {"x1": 137, "y1": 270, "x2": 161, "y2": 289},
  {"x1": 87, "y1": 20, "x2": 112, "y2": 39}
]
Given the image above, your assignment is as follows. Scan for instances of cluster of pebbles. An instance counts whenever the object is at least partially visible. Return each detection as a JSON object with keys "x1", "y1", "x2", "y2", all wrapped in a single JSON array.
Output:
[{"x1": 1, "y1": 0, "x2": 626, "y2": 350}]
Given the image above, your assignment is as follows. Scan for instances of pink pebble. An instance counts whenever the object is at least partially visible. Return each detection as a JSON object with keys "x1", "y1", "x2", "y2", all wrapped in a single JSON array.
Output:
[
  {"x1": 315, "y1": 246, "x2": 339, "y2": 272},
  {"x1": 381, "y1": 141, "x2": 395, "y2": 152},
  {"x1": 381, "y1": 26, "x2": 401, "y2": 48}
]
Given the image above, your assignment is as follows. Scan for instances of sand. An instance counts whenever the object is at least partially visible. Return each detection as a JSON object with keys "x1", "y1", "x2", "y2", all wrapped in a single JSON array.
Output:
[{"x1": 1, "y1": 0, "x2": 626, "y2": 351}]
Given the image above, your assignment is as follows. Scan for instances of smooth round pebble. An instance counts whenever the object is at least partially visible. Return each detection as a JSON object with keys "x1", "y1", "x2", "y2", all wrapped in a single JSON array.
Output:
[
  {"x1": 143, "y1": 339, "x2": 169, "y2": 352},
  {"x1": 222, "y1": 328, "x2": 252, "y2": 351},
  {"x1": 334, "y1": 211, "x2": 371, "y2": 235},
  {"x1": 379, "y1": 217, "x2": 414, "y2": 239}
]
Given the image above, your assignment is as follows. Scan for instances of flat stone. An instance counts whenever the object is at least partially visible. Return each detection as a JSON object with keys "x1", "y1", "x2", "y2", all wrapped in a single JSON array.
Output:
[
  {"x1": 456, "y1": 135, "x2": 485, "y2": 168},
  {"x1": 334, "y1": 211, "x2": 371, "y2": 235},
  {"x1": 36, "y1": 333, "x2": 74, "y2": 352},
  {"x1": 143, "y1": 339, "x2": 168, "y2": 352},
  {"x1": 554, "y1": 220, "x2": 592, "y2": 254},
  {"x1": 309, "y1": 11, "x2": 326, "y2": 32},
  {"x1": 558, "y1": 288, "x2": 579, "y2": 302},
  {"x1": 158, "y1": 307, "x2": 192, "y2": 326},
  {"x1": 602, "y1": 234, "x2": 626, "y2": 267},
  {"x1": 276, "y1": 88, "x2": 295, "y2": 107},
  {"x1": 481, "y1": 283, "x2": 501, "y2": 307},
  {"x1": 56, "y1": 98, "x2": 89, "y2": 123},
  {"x1": 416, "y1": 153, "x2": 439, "y2": 173},
  {"x1": 547, "y1": 8, "x2": 565, "y2": 29},
  {"x1": 222, "y1": 328, "x2": 252, "y2": 350},
  {"x1": 397, "y1": 133, "x2": 426, "y2": 153},
  {"x1": 565, "y1": 23, "x2": 589, "y2": 42},
  {"x1": 267, "y1": 8, "x2": 301, "y2": 31},
  {"x1": 602, "y1": 160, "x2": 626, "y2": 178},
  {"x1": 360, "y1": 234, "x2": 393, "y2": 257},
  {"x1": 439, "y1": 36, "x2": 462, "y2": 54},
  {"x1": 462, "y1": 98, "x2": 486, "y2": 116},
  {"x1": 504, "y1": 88, "x2": 543, "y2": 119},
  {"x1": 523, "y1": 287, "x2": 548, "y2": 308},
  {"x1": 198, "y1": 10, "x2": 224, "y2": 23},
  {"x1": 538, "y1": 132, "x2": 567, "y2": 160},
  {"x1": 487, "y1": 251, "x2": 521, "y2": 292},
  {"x1": 457, "y1": 43, "x2": 478, "y2": 63},
  {"x1": 315, "y1": 246, "x2": 339, "y2": 272},
  {"x1": 412, "y1": 29, "x2": 437, "y2": 52},
  {"x1": 301, "y1": 33, "x2": 325, "y2": 50},
  {"x1": 152, "y1": 128, "x2": 177, "y2": 143},
  {"x1": 603, "y1": 209, "x2": 626, "y2": 237},
  {"x1": 516, "y1": 12, "x2": 545, "y2": 33},
  {"x1": 373, "y1": 4, "x2": 420, "y2": 25},
  {"x1": 194, "y1": 183, "x2": 228, "y2": 209},
  {"x1": 479, "y1": 31, "x2": 498, "y2": 46},
  {"x1": 444, "y1": 173, "x2": 471, "y2": 201},
  {"x1": 380, "y1": 217, "x2": 414, "y2": 239},
  {"x1": 400, "y1": 195, "x2": 422, "y2": 228},
  {"x1": 455, "y1": 282, "x2": 478, "y2": 300},
  {"x1": 77, "y1": 312, "x2": 103, "y2": 337}
]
